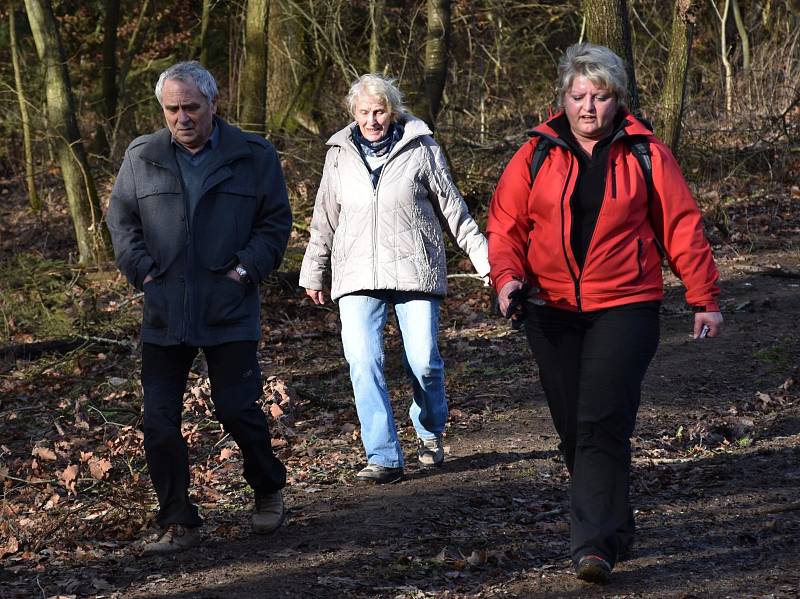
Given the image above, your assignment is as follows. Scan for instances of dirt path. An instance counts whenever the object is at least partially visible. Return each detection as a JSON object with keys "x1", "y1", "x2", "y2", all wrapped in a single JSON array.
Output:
[{"x1": 2, "y1": 244, "x2": 798, "y2": 598}]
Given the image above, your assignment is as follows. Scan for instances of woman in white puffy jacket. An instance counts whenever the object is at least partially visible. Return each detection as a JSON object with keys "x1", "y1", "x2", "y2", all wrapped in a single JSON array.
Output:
[{"x1": 299, "y1": 73, "x2": 489, "y2": 484}]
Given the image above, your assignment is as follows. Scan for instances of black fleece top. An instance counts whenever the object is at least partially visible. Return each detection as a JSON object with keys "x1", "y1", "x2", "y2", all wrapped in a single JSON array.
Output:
[{"x1": 550, "y1": 112, "x2": 626, "y2": 270}]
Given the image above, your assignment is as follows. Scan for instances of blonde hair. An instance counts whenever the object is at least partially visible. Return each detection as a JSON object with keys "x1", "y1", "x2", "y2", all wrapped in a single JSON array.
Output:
[{"x1": 557, "y1": 43, "x2": 628, "y2": 108}]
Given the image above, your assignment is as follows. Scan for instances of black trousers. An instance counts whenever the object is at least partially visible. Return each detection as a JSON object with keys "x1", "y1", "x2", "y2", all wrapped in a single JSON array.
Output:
[
  {"x1": 142, "y1": 341, "x2": 286, "y2": 527},
  {"x1": 523, "y1": 301, "x2": 660, "y2": 567}
]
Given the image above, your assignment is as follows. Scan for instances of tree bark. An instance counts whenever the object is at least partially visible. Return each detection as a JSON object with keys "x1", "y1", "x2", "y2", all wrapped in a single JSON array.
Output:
[
  {"x1": 111, "y1": 0, "x2": 150, "y2": 160},
  {"x1": 23, "y1": 0, "x2": 111, "y2": 265},
  {"x1": 581, "y1": 0, "x2": 639, "y2": 113},
  {"x1": 659, "y1": 0, "x2": 696, "y2": 153},
  {"x1": 9, "y1": 1, "x2": 41, "y2": 211},
  {"x1": 368, "y1": 0, "x2": 385, "y2": 73},
  {"x1": 731, "y1": 0, "x2": 750, "y2": 70},
  {"x1": 267, "y1": 0, "x2": 323, "y2": 134},
  {"x1": 197, "y1": 0, "x2": 212, "y2": 65},
  {"x1": 95, "y1": 0, "x2": 120, "y2": 155},
  {"x1": 421, "y1": 0, "x2": 452, "y2": 129},
  {"x1": 240, "y1": 0, "x2": 269, "y2": 136},
  {"x1": 716, "y1": 0, "x2": 734, "y2": 115}
]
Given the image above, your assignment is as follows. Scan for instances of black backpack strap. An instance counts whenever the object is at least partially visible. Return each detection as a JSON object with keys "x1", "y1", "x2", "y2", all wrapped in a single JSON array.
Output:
[
  {"x1": 529, "y1": 136, "x2": 554, "y2": 189},
  {"x1": 627, "y1": 136, "x2": 666, "y2": 258}
]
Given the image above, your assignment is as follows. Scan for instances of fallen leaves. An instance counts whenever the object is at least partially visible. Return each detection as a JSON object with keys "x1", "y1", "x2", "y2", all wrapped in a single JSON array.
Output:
[
  {"x1": 32, "y1": 446, "x2": 57, "y2": 461},
  {"x1": 59, "y1": 464, "x2": 78, "y2": 494},
  {"x1": 87, "y1": 457, "x2": 112, "y2": 481},
  {"x1": 0, "y1": 535, "x2": 19, "y2": 559}
]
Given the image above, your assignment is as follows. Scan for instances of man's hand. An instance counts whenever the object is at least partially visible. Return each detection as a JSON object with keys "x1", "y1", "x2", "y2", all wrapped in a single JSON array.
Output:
[
  {"x1": 226, "y1": 269, "x2": 243, "y2": 283},
  {"x1": 143, "y1": 274, "x2": 154, "y2": 285},
  {"x1": 305, "y1": 288, "x2": 326, "y2": 305},
  {"x1": 693, "y1": 311, "x2": 723, "y2": 339}
]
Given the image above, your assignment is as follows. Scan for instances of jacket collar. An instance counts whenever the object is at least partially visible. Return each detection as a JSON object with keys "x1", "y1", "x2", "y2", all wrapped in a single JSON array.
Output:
[
  {"x1": 327, "y1": 114, "x2": 432, "y2": 156},
  {"x1": 139, "y1": 116, "x2": 251, "y2": 169},
  {"x1": 531, "y1": 108, "x2": 653, "y2": 144}
]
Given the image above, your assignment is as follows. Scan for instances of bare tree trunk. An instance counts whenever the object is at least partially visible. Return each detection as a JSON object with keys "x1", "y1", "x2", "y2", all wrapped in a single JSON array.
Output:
[
  {"x1": 240, "y1": 0, "x2": 269, "y2": 136},
  {"x1": 368, "y1": 0, "x2": 385, "y2": 73},
  {"x1": 582, "y1": 0, "x2": 639, "y2": 113},
  {"x1": 659, "y1": 0, "x2": 696, "y2": 153},
  {"x1": 23, "y1": 0, "x2": 111, "y2": 265},
  {"x1": 95, "y1": 0, "x2": 120, "y2": 155},
  {"x1": 714, "y1": 0, "x2": 734, "y2": 115},
  {"x1": 267, "y1": 0, "x2": 323, "y2": 134},
  {"x1": 197, "y1": 0, "x2": 212, "y2": 65},
  {"x1": 731, "y1": 0, "x2": 750, "y2": 70},
  {"x1": 111, "y1": 0, "x2": 150, "y2": 159},
  {"x1": 420, "y1": 0, "x2": 451, "y2": 130},
  {"x1": 9, "y1": 1, "x2": 41, "y2": 211}
]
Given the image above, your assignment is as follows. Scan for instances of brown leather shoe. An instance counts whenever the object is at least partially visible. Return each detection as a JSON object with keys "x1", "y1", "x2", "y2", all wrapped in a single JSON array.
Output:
[
  {"x1": 142, "y1": 524, "x2": 201, "y2": 556},
  {"x1": 253, "y1": 490, "x2": 284, "y2": 534},
  {"x1": 575, "y1": 554, "x2": 612, "y2": 584}
]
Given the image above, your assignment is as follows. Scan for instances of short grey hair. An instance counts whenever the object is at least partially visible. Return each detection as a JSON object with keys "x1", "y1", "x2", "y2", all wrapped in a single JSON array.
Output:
[
  {"x1": 557, "y1": 43, "x2": 628, "y2": 108},
  {"x1": 346, "y1": 74, "x2": 407, "y2": 120},
  {"x1": 155, "y1": 61, "x2": 219, "y2": 106}
]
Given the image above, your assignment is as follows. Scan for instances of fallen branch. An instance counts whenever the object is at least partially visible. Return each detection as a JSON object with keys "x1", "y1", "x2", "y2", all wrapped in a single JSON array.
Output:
[
  {"x1": 0, "y1": 335, "x2": 135, "y2": 361},
  {"x1": 763, "y1": 501, "x2": 800, "y2": 514},
  {"x1": 733, "y1": 264, "x2": 800, "y2": 278}
]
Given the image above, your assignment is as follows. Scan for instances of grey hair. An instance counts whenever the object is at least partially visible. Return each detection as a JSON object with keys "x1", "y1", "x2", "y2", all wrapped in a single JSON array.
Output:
[
  {"x1": 557, "y1": 43, "x2": 628, "y2": 108},
  {"x1": 155, "y1": 61, "x2": 219, "y2": 106},
  {"x1": 346, "y1": 74, "x2": 407, "y2": 120}
]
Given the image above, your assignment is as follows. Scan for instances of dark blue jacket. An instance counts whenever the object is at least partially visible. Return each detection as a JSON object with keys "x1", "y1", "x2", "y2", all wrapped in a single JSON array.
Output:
[{"x1": 106, "y1": 117, "x2": 292, "y2": 346}]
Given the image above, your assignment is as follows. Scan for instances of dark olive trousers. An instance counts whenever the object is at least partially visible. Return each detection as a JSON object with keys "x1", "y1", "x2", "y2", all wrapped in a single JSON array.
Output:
[
  {"x1": 142, "y1": 341, "x2": 286, "y2": 527},
  {"x1": 523, "y1": 301, "x2": 660, "y2": 568}
]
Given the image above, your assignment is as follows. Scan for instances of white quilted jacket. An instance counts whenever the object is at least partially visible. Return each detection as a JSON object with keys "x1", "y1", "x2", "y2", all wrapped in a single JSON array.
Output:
[{"x1": 299, "y1": 116, "x2": 490, "y2": 300}]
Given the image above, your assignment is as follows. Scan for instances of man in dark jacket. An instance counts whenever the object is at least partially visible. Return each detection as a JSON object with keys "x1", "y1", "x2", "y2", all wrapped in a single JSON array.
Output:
[{"x1": 106, "y1": 62, "x2": 292, "y2": 555}]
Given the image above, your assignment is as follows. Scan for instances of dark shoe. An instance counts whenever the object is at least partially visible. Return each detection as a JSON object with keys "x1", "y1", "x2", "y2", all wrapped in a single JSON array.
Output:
[
  {"x1": 417, "y1": 435, "x2": 444, "y2": 467},
  {"x1": 253, "y1": 490, "x2": 285, "y2": 534},
  {"x1": 142, "y1": 524, "x2": 201, "y2": 556},
  {"x1": 355, "y1": 464, "x2": 404, "y2": 484},
  {"x1": 576, "y1": 554, "x2": 612, "y2": 584}
]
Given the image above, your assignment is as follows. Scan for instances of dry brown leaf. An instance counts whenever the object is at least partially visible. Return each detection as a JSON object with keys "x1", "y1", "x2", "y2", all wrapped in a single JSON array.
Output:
[
  {"x1": 270, "y1": 403, "x2": 284, "y2": 419},
  {"x1": 44, "y1": 493, "x2": 61, "y2": 510},
  {"x1": 60, "y1": 464, "x2": 79, "y2": 494},
  {"x1": 219, "y1": 447, "x2": 235, "y2": 461},
  {"x1": 88, "y1": 457, "x2": 112, "y2": 480},
  {"x1": 271, "y1": 438, "x2": 287, "y2": 449},
  {"x1": 32, "y1": 446, "x2": 57, "y2": 461},
  {"x1": 0, "y1": 535, "x2": 18, "y2": 558}
]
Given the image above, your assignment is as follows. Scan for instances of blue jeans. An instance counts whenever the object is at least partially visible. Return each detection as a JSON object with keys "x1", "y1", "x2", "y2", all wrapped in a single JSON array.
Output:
[{"x1": 338, "y1": 291, "x2": 447, "y2": 468}]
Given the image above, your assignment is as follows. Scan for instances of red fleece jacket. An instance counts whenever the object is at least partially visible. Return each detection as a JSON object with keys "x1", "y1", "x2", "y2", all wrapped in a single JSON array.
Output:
[{"x1": 487, "y1": 111, "x2": 720, "y2": 312}]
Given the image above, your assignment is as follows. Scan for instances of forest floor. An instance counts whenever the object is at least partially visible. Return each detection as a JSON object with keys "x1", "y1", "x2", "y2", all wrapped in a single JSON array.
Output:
[{"x1": 1, "y1": 182, "x2": 799, "y2": 598}]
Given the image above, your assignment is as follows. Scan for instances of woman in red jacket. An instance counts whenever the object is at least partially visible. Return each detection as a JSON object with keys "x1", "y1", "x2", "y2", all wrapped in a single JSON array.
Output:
[{"x1": 487, "y1": 43, "x2": 723, "y2": 584}]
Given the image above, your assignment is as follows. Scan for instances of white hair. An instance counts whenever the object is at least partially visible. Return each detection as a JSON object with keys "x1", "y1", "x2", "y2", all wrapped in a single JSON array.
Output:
[
  {"x1": 155, "y1": 61, "x2": 218, "y2": 106},
  {"x1": 346, "y1": 74, "x2": 407, "y2": 120}
]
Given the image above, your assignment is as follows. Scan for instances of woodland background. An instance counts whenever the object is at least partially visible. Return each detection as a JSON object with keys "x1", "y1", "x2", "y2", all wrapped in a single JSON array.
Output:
[{"x1": 0, "y1": 1, "x2": 799, "y2": 598}]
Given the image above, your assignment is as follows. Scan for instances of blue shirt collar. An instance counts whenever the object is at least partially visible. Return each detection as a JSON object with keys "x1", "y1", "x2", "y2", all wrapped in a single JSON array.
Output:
[{"x1": 172, "y1": 123, "x2": 219, "y2": 157}]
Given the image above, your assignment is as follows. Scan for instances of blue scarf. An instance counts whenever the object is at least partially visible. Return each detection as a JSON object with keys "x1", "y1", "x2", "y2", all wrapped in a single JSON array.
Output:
[{"x1": 352, "y1": 122, "x2": 405, "y2": 187}]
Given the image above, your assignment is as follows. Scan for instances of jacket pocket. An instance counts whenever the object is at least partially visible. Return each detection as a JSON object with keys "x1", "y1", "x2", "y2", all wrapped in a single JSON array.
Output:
[
  {"x1": 205, "y1": 275, "x2": 249, "y2": 327},
  {"x1": 142, "y1": 278, "x2": 169, "y2": 329}
]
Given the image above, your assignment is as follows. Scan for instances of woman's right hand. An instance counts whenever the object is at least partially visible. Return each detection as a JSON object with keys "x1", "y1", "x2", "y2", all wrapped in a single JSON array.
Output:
[
  {"x1": 498, "y1": 280, "x2": 524, "y2": 318},
  {"x1": 305, "y1": 288, "x2": 326, "y2": 305}
]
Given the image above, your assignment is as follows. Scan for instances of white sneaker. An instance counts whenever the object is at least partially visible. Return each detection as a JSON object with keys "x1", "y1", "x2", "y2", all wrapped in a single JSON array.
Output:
[{"x1": 417, "y1": 435, "x2": 444, "y2": 467}]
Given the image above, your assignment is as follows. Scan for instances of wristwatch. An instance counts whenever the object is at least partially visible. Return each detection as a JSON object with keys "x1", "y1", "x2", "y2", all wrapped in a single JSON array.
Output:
[{"x1": 235, "y1": 264, "x2": 251, "y2": 284}]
